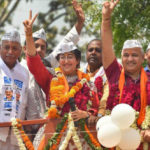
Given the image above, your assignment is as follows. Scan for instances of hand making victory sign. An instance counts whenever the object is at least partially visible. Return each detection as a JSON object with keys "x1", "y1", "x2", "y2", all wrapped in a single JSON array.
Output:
[{"x1": 23, "y1": 10, "x2": 38, "y2": 56}]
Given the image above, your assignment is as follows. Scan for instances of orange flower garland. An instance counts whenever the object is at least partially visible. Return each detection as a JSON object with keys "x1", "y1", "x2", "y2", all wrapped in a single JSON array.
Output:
[
  {"x1": 48, "y1": 67, "x2": 90, "y2": 119},
  {"x1": 16, "y1": 119, "x2": 34, "y2": 150},
  {"x1": 119, "y1": 68, "x2": 148, "y2": 126},
  {"x1": 50, "y1": 120, "x2": 68, "y2": 150},
  {"x1": 11, "y1": 118, "x2": 34, "y2": 150},
  {"x1": 84, "y1": 124, "x2": 101, "y2": 148}
]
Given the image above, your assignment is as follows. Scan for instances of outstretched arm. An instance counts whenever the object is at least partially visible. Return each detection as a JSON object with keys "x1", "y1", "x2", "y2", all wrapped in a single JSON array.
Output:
[
  {"x1": 101, "y1": 0, "x2": 119, "y2": 69},
  {"x1": 23, "y1": 10, "x2": 38, "y2": 56},
  {"x1": 47, "y1": 0, "x2": 85, "y2": 68},
  {"x1": 73, "y1": 0, "x2": 85, "y2": 35},
  {"x1": 62, "y1": 0, "x2": 85, "y2": 44}
]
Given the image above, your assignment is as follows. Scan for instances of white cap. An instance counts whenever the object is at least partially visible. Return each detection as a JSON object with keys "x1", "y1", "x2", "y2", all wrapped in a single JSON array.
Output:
[
  {"x1": 146, "y1": 43, "x2": 150, "y2": 52},
  {"x1": 122, "y1": 40, "x2": 142, "y2": 50},
  {"x1": 1, "y1": 28, "x2": 21, "y2": 44},
  {"x1": 55, "y1": 41, "x2": 78, "y2": 57},
  {"x1": 33, "y1": 28, "x2": 46, "y2": 42}
]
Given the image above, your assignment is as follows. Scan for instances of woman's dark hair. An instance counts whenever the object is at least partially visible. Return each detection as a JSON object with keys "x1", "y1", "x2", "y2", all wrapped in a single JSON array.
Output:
[{"x1": 56, "y1": 49, "x2": 81, "y2": 68}]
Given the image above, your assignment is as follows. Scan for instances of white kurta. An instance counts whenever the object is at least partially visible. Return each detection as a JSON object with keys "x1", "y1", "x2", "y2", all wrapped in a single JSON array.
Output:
[
  {"x1": 20, "y1": 59, "x2": 47, "y2": 121},
  {"x1": 0, "y1": 57, "x2": 29, "y2": 147}
]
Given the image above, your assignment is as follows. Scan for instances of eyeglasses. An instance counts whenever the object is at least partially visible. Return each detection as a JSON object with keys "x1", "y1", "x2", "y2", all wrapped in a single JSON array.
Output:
[
  {"x1": 88, "y1": 48, "x2": 102, "y2": 53},
  {"x1": 59, "y1": 54, "x2": 75, "y2": 61}
]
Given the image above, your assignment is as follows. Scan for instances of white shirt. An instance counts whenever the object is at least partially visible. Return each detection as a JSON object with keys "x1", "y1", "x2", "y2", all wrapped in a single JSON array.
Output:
[{"x1": 0, "y1": 57, "x2": 29, "y2": 144}]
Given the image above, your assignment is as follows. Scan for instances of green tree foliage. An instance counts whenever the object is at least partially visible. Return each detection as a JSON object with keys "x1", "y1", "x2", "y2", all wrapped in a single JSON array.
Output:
[
  {"x1": 111, "y1": 0, "x2": 150, "y2": 57},
  {"x1": 35, "y1": 0, "x2": 150, "y2": 56},
  {"x1": 34, "y1": 0, "x2": 99, "y2": 52},
  {"x1": 0, "y1": 0, "x2": 20, "y2": 32},
  {"x1": 0, "y1": 0, "x2": 33, "y2": 34}
]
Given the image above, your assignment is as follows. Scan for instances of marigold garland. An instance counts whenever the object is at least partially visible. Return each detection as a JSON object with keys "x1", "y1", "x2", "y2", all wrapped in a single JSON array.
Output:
[
  {"x1": 11, "y1": 118, "x2": 34, "y2": 150},
  {"x1": 119, "y1": 68, "x2": 147, "y2": 126},
  {"x1": 46, "y1": 67, "x2": 102, "y2": 150},
  {"x1": 50, "y1": 120, "x2": 68, "y2": 150},
  {"x1": 84, "y1": 124, "x2": 101, "y2": 147},
  {"x1": 59, "y1": 113, "x2": 82, "y2": 150},
  {"x1": 11, "y1": 118, "x2": 26, "y2": 150},
  {"x1": 44, "y1": 114, "x2": 68, "y2": 150},
  {"x1": 48, "y1": 67, "x2": 90, "y2": 119},
  {"x1": 79, "y1": 119, "x2": 102, "y2": 150}
]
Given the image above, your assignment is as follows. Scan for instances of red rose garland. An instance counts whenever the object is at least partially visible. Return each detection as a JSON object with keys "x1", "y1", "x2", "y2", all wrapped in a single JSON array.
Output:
[{"x1": 94, "y1": 76, "x2": 103, "y2": 100}]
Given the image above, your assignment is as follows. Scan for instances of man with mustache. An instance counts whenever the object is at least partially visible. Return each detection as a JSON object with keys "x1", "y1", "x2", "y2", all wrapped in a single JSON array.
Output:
[
  {"x1": 101, "y1": 0, "x2": 150, "y2": 147},
  {"x1": 82, "y1": 39, "x2": 109, "y2": 123},
  {"x1": 86, "y1": 39, "x2": 102, "y2": 78},
  {"x1": 0, "y1": 29, "x2": 29, "y2": 150}
]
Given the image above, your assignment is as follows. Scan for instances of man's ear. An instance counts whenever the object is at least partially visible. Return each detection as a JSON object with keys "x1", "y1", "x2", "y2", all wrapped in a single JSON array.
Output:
[{"x1": 23, "y1": 45, "x2": 27, "y2": 53}]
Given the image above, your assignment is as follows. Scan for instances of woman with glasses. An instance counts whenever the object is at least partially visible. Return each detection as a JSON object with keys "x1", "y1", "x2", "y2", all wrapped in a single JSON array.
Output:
[{"x1": 22, "y1": 0, "x2": 103, "y2": 149}]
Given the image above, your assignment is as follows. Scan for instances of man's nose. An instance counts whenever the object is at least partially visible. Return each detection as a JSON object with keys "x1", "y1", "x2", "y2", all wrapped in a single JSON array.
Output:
[{"x1": 128, "y1": 55, "x2": 133, "y2": 61}]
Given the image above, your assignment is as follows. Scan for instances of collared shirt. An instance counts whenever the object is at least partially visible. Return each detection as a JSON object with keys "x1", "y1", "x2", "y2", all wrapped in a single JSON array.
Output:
[
  {"x1": 83, "y1": 63, "x2": 107, "y2": 83},
  {"x1": 83, "y1": 64, "x2": 109, "y2": 115}
]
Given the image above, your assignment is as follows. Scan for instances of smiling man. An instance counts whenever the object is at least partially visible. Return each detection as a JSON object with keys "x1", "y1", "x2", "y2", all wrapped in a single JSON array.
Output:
[
  {"x1": 0, "y1": 29, "x2": 29, "y2": 150},
  {"x1": 101, "y1": 0, "x2": 150, "y2": 147}
]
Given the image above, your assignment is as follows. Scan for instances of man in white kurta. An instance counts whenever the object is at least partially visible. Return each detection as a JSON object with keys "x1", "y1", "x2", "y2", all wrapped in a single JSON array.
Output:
[{"x1": 0, "y1": 29, "x2": 29, "y2": 150}]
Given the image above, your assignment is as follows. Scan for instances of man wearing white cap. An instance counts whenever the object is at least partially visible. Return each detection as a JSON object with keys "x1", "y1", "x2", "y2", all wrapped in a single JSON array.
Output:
[
  {"x1": 0, "y1": 28, "x2": 29, "y2": 149},
  {"x1": 101, "y1": 0, "x2": 150, "y2": 147},
  {"x1": 21, "y1": 27, "x2": 50, "y2": 141},
  {"x1": 144, "y1": 43, "x2": 150, "y2": 72}
]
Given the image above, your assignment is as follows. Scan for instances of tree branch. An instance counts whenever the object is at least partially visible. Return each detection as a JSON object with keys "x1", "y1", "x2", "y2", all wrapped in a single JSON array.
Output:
[
  {"x1": 0, "y1": 0, "x2": 20, "y2": 27},
  {"x1": 48, "y1": 12, "x2": 67, "y2": 26},
  {"x1": 44, "y1": 4, "x2": 71, "y2": 18},
  {"x1": 0, "y1": 0, "x2": 4, "y2": 6},
  {"x1": 0, "y1": 0, "x2": 11, "y2": 21}
]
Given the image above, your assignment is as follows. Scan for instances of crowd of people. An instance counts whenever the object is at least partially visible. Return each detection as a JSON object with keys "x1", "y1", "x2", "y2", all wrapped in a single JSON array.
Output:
[{"x1": 0, "y1": 0, "x2": 150, "y2": 149}]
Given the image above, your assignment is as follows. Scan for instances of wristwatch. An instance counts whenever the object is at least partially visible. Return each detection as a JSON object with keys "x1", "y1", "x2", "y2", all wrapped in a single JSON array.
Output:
[{"x1": 97, "y1": 113, "x2": 103, "y2": 118}]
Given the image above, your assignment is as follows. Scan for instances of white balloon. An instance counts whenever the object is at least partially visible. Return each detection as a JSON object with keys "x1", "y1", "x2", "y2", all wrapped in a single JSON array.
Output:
[
  {"x1": 96, "y1": 115, "x2": 112, "y2": 131},
  {"x1": 111, "y1": 104, "x2": 135, "y2": 129},
  {"x1": 118, "y1": 128, "x2": 141, "y2": 150},
  {"x1": 97, "y1": 123, "x2": 121, "y2": 148}
]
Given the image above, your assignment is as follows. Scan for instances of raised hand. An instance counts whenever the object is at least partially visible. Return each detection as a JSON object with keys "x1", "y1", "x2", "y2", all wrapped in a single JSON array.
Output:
[
  {"x1": 23, "y1": 10, "x2": 38, "y2": 37},
  {"x1": 72, "y1": 0, "x2": 85, "y2": 24},
  {"x1": 102, "y1": 0, "x2": 119, "y2": 20}
]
